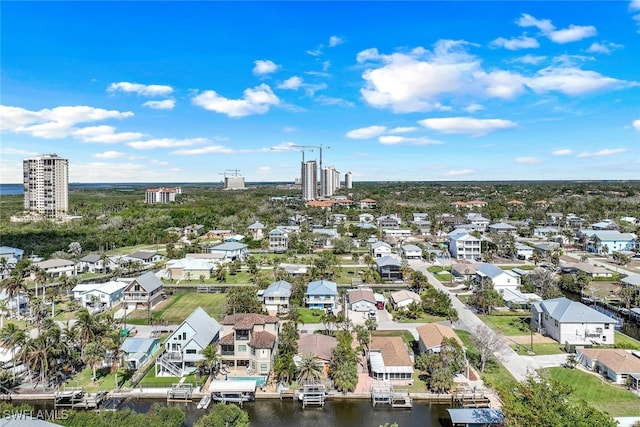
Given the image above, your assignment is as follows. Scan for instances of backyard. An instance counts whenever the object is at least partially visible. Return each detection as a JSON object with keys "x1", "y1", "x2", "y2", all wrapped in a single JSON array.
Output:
[{"x1": 126, "y1": 292, "x2": 226, "y2": 325}]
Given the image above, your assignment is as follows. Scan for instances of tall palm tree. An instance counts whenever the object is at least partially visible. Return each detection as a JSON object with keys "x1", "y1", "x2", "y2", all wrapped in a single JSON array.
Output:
[
  {"x1": 23, "y1": 335, "x2": 51, "y2": 389},
  {"x1": 103, "y1": 331, "x2": 123, "y2": 389},
  {"x1": 197, "y1": 343, "x2": 220, "y2": 378},
  {"x1": 296, "y1": 353, "x2": 323, "y2": 384},
  {"x1": 1, "y1": 276, "x2": 27, "y2": 318},
  {"x1": 83, "y1": 341, "x2": 105, "y2": 382},
  {"x1": 0, "y1": 301, "x2": 8, "y2": 329},
  {"x1": 1, "y1": 323, "x2": 26, "y2": 381},
  {"x1": 75, "y1": 308, "x2": 101, "y2": 355}
]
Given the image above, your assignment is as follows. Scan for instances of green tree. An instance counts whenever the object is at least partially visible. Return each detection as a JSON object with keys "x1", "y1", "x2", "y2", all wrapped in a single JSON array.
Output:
[
  {"x1": 329, "y1": 331, "x2": 358, "y2": 393},
  {"x1": 194, "y1": 403, "x2": 249, "y2": 427},
  {"x1": 197, "y1": 343, "x2": 220, "y2": 377},
  {"x1": 225, "y1": 286, "x2": 263, "y2": 314},
  {"x1": 83, "y1": 341, "x2": 105, "y2": 382},
  {"x1": 297, "y1": 353, "x2": 323, "y2": 384},
  {"x1": 471, "y1": 279, "x2": 503, "y2": 314}
]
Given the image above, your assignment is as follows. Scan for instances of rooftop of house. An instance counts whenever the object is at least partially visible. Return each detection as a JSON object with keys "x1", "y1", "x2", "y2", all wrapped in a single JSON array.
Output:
[
  {"x1": 263, "y1": 280, "x2": 292, "y2": 297},
  {"x1": 297, "y1": 334, "x2": 337, "y2": 361},
  {"x1": 578, "y1": 348, "x2": 640, "y2": 373},
  {"x1": 306, "y1": 280, "x2": 338, "y2": 295},
  {"x1": 347, "y1": 288, "x2": 376, "y2": 304},
  {"x1": 370, "y1": 336, "x2": 413, "y2": 367},
  {"x1": 390, "y1": 289, "x2": 421, "y2": 303},
  {"x1": 416, "y1": 323, "x2": 463, "y2": 349},
  {"x1": 534, "y1": 297, "x2": 615, "y2": 323},
  {"x1": 222, "y1": 312, "x2": 280, "y2": 330},
  {"x1": 127, "y1": 271, "x2": 163, "y2": 293}
]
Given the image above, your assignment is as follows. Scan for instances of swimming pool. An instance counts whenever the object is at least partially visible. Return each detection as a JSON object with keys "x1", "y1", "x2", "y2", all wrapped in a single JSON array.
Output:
[{"x1": 227, "y1": 376, "x2": 267, "y2": 387}]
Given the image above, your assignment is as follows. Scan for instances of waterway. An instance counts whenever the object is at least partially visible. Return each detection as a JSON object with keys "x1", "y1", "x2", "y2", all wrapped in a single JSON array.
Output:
[{"x1": 19, "y1": 398, "x2": 450, "y2": 427}]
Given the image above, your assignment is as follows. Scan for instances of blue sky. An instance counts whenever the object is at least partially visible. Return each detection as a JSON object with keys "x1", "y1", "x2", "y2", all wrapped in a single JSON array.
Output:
[{"x1": 1, "y1": 1, "x2": 639, "y2": 184}]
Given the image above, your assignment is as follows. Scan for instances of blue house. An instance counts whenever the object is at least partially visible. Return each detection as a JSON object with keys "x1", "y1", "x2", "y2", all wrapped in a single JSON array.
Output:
[
  {"x1": 121, "y1": 337, "x2": 161, "y2": 370},
  {"x1": 580, "y1": 230, "x2": 636, "y2": 254},
  {"x1": 305, "y1": 280, "x2": 338, "y2": 310}
]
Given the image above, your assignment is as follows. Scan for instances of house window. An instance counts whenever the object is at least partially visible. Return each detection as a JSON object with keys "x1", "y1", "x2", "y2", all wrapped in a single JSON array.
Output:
[
  {"x1": 604, "y1": 324, "x2": 610, "y2": 329},
  {"x1": 238, "y1": 345, "x2": 247, "y2": 353},
  {"x1": 260, "y1": 363, "x2": 268, "y2": 373},
  {"x1": 186, "y1": 349, "x2": 196, "y2": 354},
  {"x1": 554, "y1": 320, "x2": 558, "y2": 327},
  {"x1": 251, "y1": 347, "x2": 256, "y2": 356}
]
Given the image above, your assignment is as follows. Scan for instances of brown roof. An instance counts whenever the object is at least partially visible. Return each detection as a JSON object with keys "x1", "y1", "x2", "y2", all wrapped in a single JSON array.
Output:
[
  {"x1": 348, "y1": 288, "x2": 376, "y2": 304},
  {"x1": 390, "y1": 290, "x2": 421, "y2": 304},
  {"x1": 416, "y1": 323, "x2": 463, "y2": 350},
  {"x1": 360, "y1": 198, "x2": 376, "y2": 202},
  {"x1": 219, "y1": 332, "x2": 235, "y2": 345},
  {"x1": 307, "y1": 200, "x2": 333, "y2": 208},
  {"x1": 507, "y1": 200, "x2": 525, "y2": 205},
  {"x1": 370, "y1": 336, "x2": 413, "y2": 367},
  {"x1": 578, "y1": 348, "x2": 640, "y2": 374},
  {"x1": 451, "y1": 264, "x2": 477, "y2": 276},
  {"x1": 297, "y1": 334, "x2": 337, "y2": 361},
  {"x1": 222, "y1": 313, "x2": 279, "y2": 330},
  {"x1": 249, "y1": 330, "x2": 276, "y2": 349}
]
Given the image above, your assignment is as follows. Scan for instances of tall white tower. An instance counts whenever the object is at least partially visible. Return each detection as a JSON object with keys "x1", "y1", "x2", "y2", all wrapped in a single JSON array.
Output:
[
  {"x1": 345, "y1": 171, "x2": 353, "y2": 189},
  {"x1": 23, "y1": 153, "x2": 69, "y2": 218},
  {"x1": 322, "y1": 166, "x2": 341, "y2": 197},
  {"x1": 301, "y1": 160, "x2": 317, "y2": 201}
]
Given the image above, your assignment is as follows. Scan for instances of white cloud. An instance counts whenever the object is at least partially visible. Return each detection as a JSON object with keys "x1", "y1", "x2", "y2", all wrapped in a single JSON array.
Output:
[
  {"x1": 94, "y1": 151, "x2": 125, "y2": 159},
  {"x1": 378, "y1": 135, "x2": 442, "y2": 145},
  {"x1": 388, "y1": 127, "x2": 417, "y2": 134},
  {"x1": 586, "y1": 41, "x2": 623, "y2": 54},
  {"x1": 490, "y1": 35, "x2": 539, "y2": 50},
  {"x1": 345, "y1": 125, "x2": 387, "y2": 139},
  {"x1": 143, "y1": 99, "x2": 176, "y2": 110},
  {"x1": 548, "y1": 25, "x2": 597, "y2": 44},
  {"x1": 278, "y1": 76, "x2": 303, "y2": 90},
  {"x1": 192, "y1": 84, "x2": 280, "y2": 117},
  {"x1": 72, "y1": 125, "x2": 146, "y2": 143},
  {"x1": 418, "y1": 117, "x2": 517, "y2": 136},
  {"x1": 515, "y1": 156, "x2": 543, "y2": 164},
  {"x1": 513, "y1": 54, "x2": 547, "y2": 65},
  {"x1": 526, "y1": 67, "x2": 631, "y2": 95},
  {"x1": 127, "y1": 137, "x2": 209, "y2": 150},
  {"x1": 253, "y1": 60, "x2": 279, "y2": 76},
  {"x1": 552, "y1": 149, "x2": 574, "y2": 156},
  {"x1": 464, "y1": 104, "x2": 484, "y2": 113},
  {"x1": 0, "y1": 147, "x2": 39, "y2": 157},
  {"x1": 315, "y1": 95, "x2": 354, "y2": 107},
  {"x1": 516, "y1": 13, "x2": 597, "y2": 44},
  {"x1": 306, "y1": 49, "x2": 322, "y2": 56},
  {"x1": 633, "y1": 119, "x2": 640, "y2": 132},
  {"x1": 329, "y1": 36, "x2": 344, "y2": 47},
  {"x1": 446, "y1": 168, "x2": 474, "y2": 176},
  {"x1": 356, "y1": 48, "x2": 381, "y2": 63},
  {"x1": 108, "y1": 82, "x2": 173, "y2": 96},
  {"x1": 577, "y1": 148, "x2": 628, "y2": 158},
  {"x1": 631, "y1": 0, "x2": 640, "y2": 10},
  {"x1": 171, "y1": 145, "x2": 234, "y2": 155},
  {"x1": 0, "y1": 105, "x2": 134, "y2": 139}
]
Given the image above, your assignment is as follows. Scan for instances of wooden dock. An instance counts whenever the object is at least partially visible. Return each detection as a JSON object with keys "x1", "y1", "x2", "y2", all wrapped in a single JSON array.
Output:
[
  {"x1": 54, "y1": 388, "x2": 108, "y2": 410},
  {"x1": 300, "y1": 384, "x2": 327, "y2": 408},
  {"x1": 167, "y1": 383, "x2": 194, "y2": 402},
  {"x1": 371, "y1": 384, "x2": 412, "y2": 409}
]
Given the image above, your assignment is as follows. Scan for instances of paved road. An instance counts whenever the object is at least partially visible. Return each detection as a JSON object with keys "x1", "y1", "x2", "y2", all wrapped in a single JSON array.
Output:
[{"x1": 407, "y1": 259, "x2": 567, "y2": 381}]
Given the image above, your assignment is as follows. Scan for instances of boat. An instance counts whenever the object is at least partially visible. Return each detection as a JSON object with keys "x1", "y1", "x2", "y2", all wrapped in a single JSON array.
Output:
[{"x1": 197, "y1": 395, "x2": 211, "y2": 409}]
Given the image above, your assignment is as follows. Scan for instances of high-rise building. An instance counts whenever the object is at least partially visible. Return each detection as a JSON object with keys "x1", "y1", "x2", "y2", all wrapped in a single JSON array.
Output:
[
  {"x1": 145, "y1": 187, "x2": 182, "y2": 204},
  {"x1": 345, "y1": 172, "x2": 353, "y2": 189},
  {"x1": 23, "y1": 153, "x2": 69, "y2": 218},
  {"x1": 322, "y1": 166, "x2": 341, "y2": 197},
  {"x1": 301, "y1": 160, "x2": 317, "y2": 201}
]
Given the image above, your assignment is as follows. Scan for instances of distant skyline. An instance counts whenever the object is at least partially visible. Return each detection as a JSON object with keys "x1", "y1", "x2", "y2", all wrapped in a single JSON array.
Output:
[{"x1": 1, "y1": 1, "x2": 639, "y2": 184}]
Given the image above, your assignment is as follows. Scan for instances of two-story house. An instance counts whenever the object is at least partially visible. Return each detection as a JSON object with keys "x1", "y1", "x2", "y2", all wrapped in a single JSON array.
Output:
[
  {"x1": 248, "y1": 221, "x2": 266, "y2": 240},
  {"x1": 475, "y1": 263, "x2": 520, "y2": 293},
  {"x1": 219, "y1": 313, "x2": 280, "y2": 376},
  {"x1": 269, "y1": 228, "x2": 289, "y2": 253},
  {"x1": 400, "y1": 244, "x2": 422, "y2": 259},
  {"x1": 376, "y1": 214, "x2": 401, "y2": 229},
  {"x1": 156, "y1": 307, "x2": 221, "y2": 376},
  {"x1": 448, "y1": 231, "x2": 481, "y2": 261},
  {"x1": 205, "y1": 242, "x2": 248, "y2": 262},
  {"x1": 531, "y1": 297, "x2": 616, "y2": 346},
  {"x1": 33, "y1": 258, "x2": 77, "y2": 279},
  {"x1": 127, "y1": 250, "x2": 164, "y2": 265},
  {"x1": 71, "y1": 280, "x2": 127, "y2": 310},
  {"x1": 122, "y1": 271, "x2": 164, "y2": 310},
  {"x1": 78, "y1": 253, "x2": 112, "y2": 274},
  {"x1": 305, "y1": 280, "x2": 338, "y2": 310},
  {"x1": 261, "y1": 280, "x2": 292, "y2": 315},
  {"x1": 371, "y1": 241, "x2": 392, "y2": 258}
]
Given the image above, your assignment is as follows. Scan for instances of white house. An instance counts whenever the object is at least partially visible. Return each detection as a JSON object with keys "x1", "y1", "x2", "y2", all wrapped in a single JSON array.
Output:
[
  {"x1": 487, "y1": 222, "x2": 518, "y2": 235},
  {"x1": 368, "y1": 336, "x2": 414, "y2": 382},
  {"x1": 416, "y1": 323, "x2": 464, "y2": 354},
  {"x1": 71, "y1": 280, "x2": 127, "y2": 310},
  {"x1": 449, "y1": 231, "x2": 481, "y2": 261},
  {"x1": 127, "y1": 250, "x2": 164, "y2": 264},
  {"x1": 400, "y1": 244, "x2": 422, "y2": 259},
  {"x1": 269, "y1": 228, "x2": 289, "y2": 253},
  {"x1": 261, "y1": 280, "x2": 292, "y2": 315},
  {"x1": 576, "y1": 348, "x2": 640, "y2": 386},
  {"x1": 376, "y1": 214, "x2": 402, "y2": 229},
  {"x1": 205, "y1": 242, "x2": 248, "y2": 262},
  {"x1": 475, "y1": 263, "x2": 520, "y2": 293},
  {"x1": 389, "y1": 289, "x2": 421, "y2": 309},
  {"x1": 515, "y1": 243, "x2": 533, "y2": 260},
  {"x1": 248, "y1": 221, "x2": 266, "y2": 240},
  {"x1": 156, "y1": 307, "x2": 221, "y2": 376},
  {"x1": 165, "y1": 258, "x2": 216, "y2": 280},
  {"x1": 347, "y1": 288, "x2": 377, "y2": 312},
  {"x1": 371, "y1": 241, "x2": 392, "y2": 258},
  {"x1": 531, "y1": 297, "x2": 616, "y2": 345},
  {"x1": 78, "y1": 253, "x2": 112, "y2": 274},
  {"x1": 0, "y1": 289, "x2": 29, "y2": 316},
  {"x1": 465, "y1": 213, "x2": 490, "y2": 231},
  {"x1": 33, "y1": 258, "x2": 76, "y2": 279}
]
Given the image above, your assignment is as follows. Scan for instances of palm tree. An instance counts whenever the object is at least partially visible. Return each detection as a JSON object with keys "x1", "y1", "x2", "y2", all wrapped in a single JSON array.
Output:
[
  {"x1": 197, "y1": 344, "x2": 220, "y2": 378},
  {"x1": 76, "y1": 308, "x2": 101, "y2": 355},
  {"x1": 1, "y1": 276, "x2": 27, "y2": 318},
  {"x1": 103, "y1": 331, "x2": 123, "y2": 389},
  {"x1": 0, "y1": 301, "x2": 8, "y2": 329},
  {"x1": 83, "y1": 341, "x2": 104, "y2": 382},
  {"x1": 1, "y1": 323, "x2": 26, "y2": 381},
  {"x1": 23, "y1": 335, "x2": 51, "y2": 389},
  {"x1": 296, "y1": 353, "x2": 323, "y2": 384}
]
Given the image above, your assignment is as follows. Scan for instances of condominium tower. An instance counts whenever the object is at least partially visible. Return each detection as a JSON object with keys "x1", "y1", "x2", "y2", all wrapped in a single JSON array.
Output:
[
  {"x1": 345, "y1": 172, "x2": 353, "y2": 189},
  {"x1": 322, "y1": 166, "x2": 341, "y2": 197},
  {"x1": 301, "y1": 160, "x2": 317, "y2": 201},
  {"x1": 23, "y1": 153, "x2": 69, "y2": 218}
]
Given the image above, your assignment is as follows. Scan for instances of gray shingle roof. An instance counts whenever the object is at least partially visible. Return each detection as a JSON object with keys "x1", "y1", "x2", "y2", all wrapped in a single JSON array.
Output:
[
  {"x1": 537, "y1": 297, "x2": 615, "y2": 323},
  {"x1": 263, "y1": 280, "x2": 292, "y2": 297},
  {"x1": 132, "y1": 271, "x2": 163, "y2": 293},
  {"x1": 183, "y1": 307, "x2": 222, "y2": 349}
]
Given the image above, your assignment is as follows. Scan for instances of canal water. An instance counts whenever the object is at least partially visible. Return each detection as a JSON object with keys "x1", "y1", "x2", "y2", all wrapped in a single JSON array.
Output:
[{"x1": 21, "y1": 398, "x2": 451, "y2": 426}]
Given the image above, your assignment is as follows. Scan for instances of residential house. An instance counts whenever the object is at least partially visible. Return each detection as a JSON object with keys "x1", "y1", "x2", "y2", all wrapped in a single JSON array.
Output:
[
  {"x1": 122, "y1": 337, "x2": 160, "y2": 370},
  {"x1": 78, "y1": 253, "x2": 112, "y2": 274},
  {"x1": 203, "y1": 229, "x2": 233, "y2": 240},
  {"x1": 501, "y1": 288, "x2": 541, "y2": 309},
  {"x1": 412, "y1": 213, "x2": 430, "y2": 227},
  {"x1": 219, "y1": 313, "x2": 279, "y2": 375},
  {"x1": 276, "y1": 263, "x2": 308, "y2": 277},
  {"x1": 156, "y1": 307, "x2": 221, "y2": 376},
  {"x1": 206, "y1": 242, "x2": 248, "y2": 262},
  {"x1": 311, "y1": 228, "x2": 339, "y2": 249},
  {"x1": 184, "y1": 224, "x2": 205, "y2": 237},
  {"x1": 359, "y1": 198, "x2": 377, "y2": 209},
  {"x1": 565, "y1": 214, "x2": 585, "y2": 228},
  {"x1": 533, "y1": 227, "x2": 559, "y2": 238},
  {"x1": 580, "y1": 230, "x2": 637, "y2": 254},
  {"x1": 531, "y1": 297, "x2": 616, "y2": 345},
  {"x1": 389, "y1": 290, "x2": 421, "y2": 310},
  {"x1": 165, "y1": 258, "x2": 216, "y2": 280},
  {"x1": 441, "y1": 214, "x2": 465, "y2": 229},
  {"x1": 448, "y1": 231, "x2": 481, "y2": 261},
  {"x1": 591, "y1": 219, "x2": 618, "y2": 230},
  {"x1": 559, "y1": 262, "x2": 613, "y2": 278},
  {"x1": 621, "y1": 273, "x2": 640, "y2": 289},
  {"x1": 269, "y1": 228, "x2": 289, "y2": 253},
  {"x1": 376, "y1": 256, "x2": 403, "y2": 281},
  {"x1": 400, "y1": 244, "x2": 422, "y2": 259},
  {"x1": 368, "y1": 336, "x2": 414, "y2": 382},
  {"x1": 533, "y1": 242, "x2": 560, "y2": 258},
  {"x1": 127, "y1": 250, "x2": 164, "y2": 265},
  {"x1": 416, "y1": 323, "x2": 463, "y2": 354},
  {"x1": 296, "y1": 334, "x2": 337, "y2": 376},
  {"x1": 487, "y1": 222, "x2": 517, "y2": 235},
  {"x1": 515, "y1": 243, "x2": 533, "y2": 260},
  {"x1": 376, "y1": 214, "x2": 402, "y2": 229},
  {"x1": 576, "y1": 348, "x2": 640, "y2": 387},
  {"x1": 123, "y1": 271, "x2": 164, "y2": 310},
  {"x1": 224, "y1": 234, "x2": 245, "y2": 243},
  {"x1": 450, "y1": 264, "x2": 477, "y2": 282},
  {"x1": 545, "y1": 212, "x2": 564, "y2": 225},
  {"x1": 33, "y1": 258, "x2": 76, "y2": 279},
  {"x1": 507, "y1": 200, "x2": 525, "y2": 208},
  {"x1": 0, "y1": 246, "x2": 24, "y2": 263},
  {"x1": 347, "y1": 288, "x2": 377, "y2": 312},
  {"x1": 261, "y1": 280, "x2": 292, "y2": 315},
  {"x1": 475, "y1": 263, "x2": 520, "y2": 293},
  {"x1": 305, "y1": 280, "x2": 338, "y2": 310},
  {"x1": 359, "y1": 213, "x2": 374, "y2": 223},
  {"x1": 71, "y1": 280, "x2": 127, "y2": 310},
  {"x1": 466, "y1": 213, "x2": 490, "y2": 231},
  {"x1": 329, "y1": 213, "x2": 348, "y2": 225},
  {"x1": 0, "y1": 289, "x2": 28, "y2": 315},
  {"x1": 534, "y1": 200, "x2": 549, "y2": 209},
  {"x1": 383, "y1": 229, "x2": 412, "y2": 239},
  {"x1": 371, "y1": 241, "x2": 392, "y2": 258}
]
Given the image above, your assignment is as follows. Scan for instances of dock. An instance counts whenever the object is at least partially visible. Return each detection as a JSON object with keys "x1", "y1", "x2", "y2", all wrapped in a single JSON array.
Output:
[
  {"x1": 209, "y1": 380, "x2": 257, "y2": 408},
  {"x1": 54, "y1": 388, "x2": 108, "y2": 410},
  {"x1": 300, "y1": 383, "x2": 327, "y2": 408},
  {"x1": 371, "y1": 383, "x2": 412, "y2": 409},
  {"x1": 166, "y1": 383, "x2": 194, "y2": 402}
]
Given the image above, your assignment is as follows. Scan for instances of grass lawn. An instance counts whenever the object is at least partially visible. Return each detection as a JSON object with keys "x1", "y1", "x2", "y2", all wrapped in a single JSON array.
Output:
[
  {"x1": 456, "y1": 329, "x2": 516, "y2": 391},
  {"x1": 127, "y1": 292, "x2": 226, "y2": 325},
  {"x1": 510, "y1": 342, "x2": 564, "y2": 356},
  {"x1": 298, "y1": 308, "x2": 324, "y2": 324},
  {"x1": 614, "y1": 331, "x2": 640, "y2": 350},
  {"x1": 73, "y1": 366, "x2": 133, "y2": 392},
  {"x1": 371, "y1": 329, "x2": 415, "y2": 347},
  {"x1": 479, "y1": 314, "x2": 531, "y2": 336},
  {"x1": 408, "y1": 370, "x2": 428, "y2": 393},
  {"x1": 544, "y1": 366, "x2": 640, "y2": 417},
  {"x1": 139, "y1": 368, "x2": 199, "y2": 388},
  {"x1": 398, "y1": 314, "x2": 447, "y2": 323}
]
